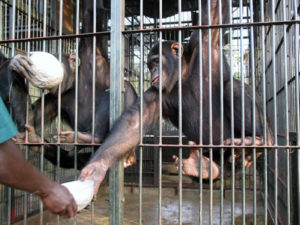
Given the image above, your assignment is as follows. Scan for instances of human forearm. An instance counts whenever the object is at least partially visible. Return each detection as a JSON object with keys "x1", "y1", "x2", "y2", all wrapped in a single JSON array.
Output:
[{"x1": 0, "y1": 140, "x2": 54, "y2": 196}]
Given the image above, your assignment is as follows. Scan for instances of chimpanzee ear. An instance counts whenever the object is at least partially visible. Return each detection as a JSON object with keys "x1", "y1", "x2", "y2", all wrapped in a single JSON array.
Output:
[
  {"x1": 171, "y1": 43, "x2": 184, "y2": 57},
  {"x1": 69, "y1": 53, "x2": 81, "y2": 67}
]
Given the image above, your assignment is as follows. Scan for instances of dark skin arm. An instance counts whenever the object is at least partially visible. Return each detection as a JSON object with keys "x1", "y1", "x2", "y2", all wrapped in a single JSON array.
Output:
[
  {"x1": 79, "y1": 87, "x2": 159, "y2": 195},
  {"x1": 0, "y1": 140, "x2": 77, "y2": 217}
]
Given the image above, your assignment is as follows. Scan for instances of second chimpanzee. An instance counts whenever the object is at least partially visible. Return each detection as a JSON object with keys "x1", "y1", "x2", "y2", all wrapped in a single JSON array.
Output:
[{"x1": 9, "y1": 3, "x2": 137, "y2": 169}]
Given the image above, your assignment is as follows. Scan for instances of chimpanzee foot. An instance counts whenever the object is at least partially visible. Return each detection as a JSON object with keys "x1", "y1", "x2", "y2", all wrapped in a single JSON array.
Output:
[
  {"x1": 124, "y1": 150, "x2": 136, "y2": 168},
  {"x1": 173, "y1": 149, "x2": 220, "y2": 179},
  {"x1": 225, "y1": 136, "x2": 264, "y2": 168}
]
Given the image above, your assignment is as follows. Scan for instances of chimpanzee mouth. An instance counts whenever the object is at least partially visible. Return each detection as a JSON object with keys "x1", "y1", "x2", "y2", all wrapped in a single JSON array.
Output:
[{"x1": 151, "y1": 74, "x2": 159, "y2": 84}]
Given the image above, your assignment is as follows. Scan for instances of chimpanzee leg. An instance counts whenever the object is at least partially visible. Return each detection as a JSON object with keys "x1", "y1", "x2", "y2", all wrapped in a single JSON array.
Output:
[
  {"x1": 173, "y1": 141, "x2": 220, "y2": 179},
  {"x1": 224, "y1": 79, "x2": 265, "y2": 167}
]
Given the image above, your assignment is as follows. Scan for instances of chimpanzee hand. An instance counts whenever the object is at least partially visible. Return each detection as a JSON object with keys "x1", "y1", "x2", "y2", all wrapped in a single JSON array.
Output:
[
  {"x1": 40, "y1": 181, "x2": 77, "y2": 218},
  {"x1": 9, "y1": 55, "x2": 37, "y2": 80},
  {"x1": 79, "y1": 161, "x2": 108, "y2": 198}
]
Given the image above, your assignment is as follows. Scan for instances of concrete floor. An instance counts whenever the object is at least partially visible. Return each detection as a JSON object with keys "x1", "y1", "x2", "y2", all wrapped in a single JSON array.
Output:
[{"x1": 16, "y1": 185, "x2": 272, "y2": 225}]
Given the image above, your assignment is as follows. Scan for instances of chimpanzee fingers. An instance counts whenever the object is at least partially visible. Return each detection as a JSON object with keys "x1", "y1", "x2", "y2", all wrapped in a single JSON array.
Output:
[
  {"x1": 224, "y1": 138, "x2": 232, "y2": 145},
  {"x1": 25, "y1": 124, "x2": 35, "y2": 133},
  {"x1": 10, "y1": 59, "x2": 31, "y2": 79},
  {"x1": 15, "y1": 56, "x2": 34, "y2": 74},
  {"x1": 224, "y1": 138, "x2": 241, "y2": 146},
  {"x1": 79, "y1": 167, "x2": 96, "y2": 180},
  {"x1": 255, "y1": 137, "x2": 264, "y2": 146},
  {"x1": 241, "y1": 136, "x2": 264, "y2": 146},
  {"x1": 10, "y1": 55, "x2": 32, "y2": 77},
  {"x1": 188, "y1": 141, "x2": 196, "y2": 145},
  {"x1": 172, "y1": 155, "x2": 179, "y2": 164}
]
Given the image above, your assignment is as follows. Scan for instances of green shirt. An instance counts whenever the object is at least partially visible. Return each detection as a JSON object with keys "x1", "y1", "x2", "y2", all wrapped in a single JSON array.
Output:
[{"x1": 0, "y1": 97, "x2": 18, "y2": 143}]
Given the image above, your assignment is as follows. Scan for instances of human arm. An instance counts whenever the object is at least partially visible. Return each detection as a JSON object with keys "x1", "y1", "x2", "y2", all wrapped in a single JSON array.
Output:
[{"x1": 0, "y1": 140, "x2": 77, "y2": 217}]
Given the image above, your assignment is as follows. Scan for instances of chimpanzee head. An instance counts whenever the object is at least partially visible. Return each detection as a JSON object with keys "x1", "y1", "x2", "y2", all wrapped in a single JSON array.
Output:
[
  {"x1": 52, "y1": 53, "x2": 80, "y2": 94},
  {"x1": 147, "y1": 41, "x2": 184, "y2": 93}
]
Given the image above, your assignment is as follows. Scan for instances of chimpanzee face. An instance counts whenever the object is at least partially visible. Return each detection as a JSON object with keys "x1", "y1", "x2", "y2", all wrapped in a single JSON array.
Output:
[
  {"x1": 52, "y1": 53, "x2": 79, "y2": 95},
  {"x1": 147, "y1": 41, "x2": 183, "y2": 93}
]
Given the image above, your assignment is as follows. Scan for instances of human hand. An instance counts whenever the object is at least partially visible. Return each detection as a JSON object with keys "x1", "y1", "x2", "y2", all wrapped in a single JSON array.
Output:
[{"x1": 40, "y1": 182, "x2": 77, "y2": 218}]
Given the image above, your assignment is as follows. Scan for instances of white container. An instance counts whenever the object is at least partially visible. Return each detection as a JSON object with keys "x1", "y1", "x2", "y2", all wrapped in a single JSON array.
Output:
[
  {"x1": 62, "y1": 180, "x2": 94, "y2": 212},
  {"x1": 29, "y1": 52, "x2": 64, "y2": 89}
]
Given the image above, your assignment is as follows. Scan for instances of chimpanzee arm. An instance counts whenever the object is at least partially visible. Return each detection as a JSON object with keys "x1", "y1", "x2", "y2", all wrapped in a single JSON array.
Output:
[
  {"x1": 92, "y1": 87, "x2": 158, "y2": 165},
  {"x1": 31, "y1": 93, "x2": 58, "y2": 129},
  {"x1": 79, "y1": 87, "x2": 159, "y2": 194}
]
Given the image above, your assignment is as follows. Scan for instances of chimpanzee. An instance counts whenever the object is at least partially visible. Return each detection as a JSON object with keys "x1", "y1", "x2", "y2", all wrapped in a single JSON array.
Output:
[
  {"x1": 9, "y1": 3, "x2": 137, "y2": 169},
  {"x1": 78, "y1": 31, "x2": 274, "y2": 195},
  {"x1": 0, "y1": 52, "x2": 82, "y2": 144},
  {"x1": 0, "y1": 52, "x2": 29, "y2": 133}
]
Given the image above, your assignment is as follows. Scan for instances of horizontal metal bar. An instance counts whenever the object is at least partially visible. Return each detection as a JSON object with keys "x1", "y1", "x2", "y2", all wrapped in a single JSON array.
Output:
[
  {"x1": 0, "y1": 20, "x2": 299, "y2": 45},
  {"x1": 124, "y1": 183, "x2": 260, "y2": 190},
  {"x1": 16, "y1": 143, "x2": 300, "y2": 149},
  {"x1": 122, "y1": 20, "x2": 300, "y2": 34},
  {"x1": 0, "y1": 31, "x2": 110, "y2": 44}
]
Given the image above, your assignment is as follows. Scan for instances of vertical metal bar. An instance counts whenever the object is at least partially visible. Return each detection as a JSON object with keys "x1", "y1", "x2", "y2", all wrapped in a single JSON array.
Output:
[
  {"x1": 228, "y1": 0, "x2": 235, "y2": 223},
  {"x1": 43, "y1": 0, "x2": 47, "y2": 52},
  {"x1": 293, "y1": 0, "x2": 300, "y2": 221},
  {"x1": 39, "y1": 0, "x2": 48, "y2": 223},
  {"x1": 0, "y1": 1, "x2": 2, "y2": 43},
  {"x1": 109, "y1": 0, "x2": 125, "y2": 224},
  {"x1": 92, "y1": 0, "x2": 96, "y2": 149},
  {"x1": 56, "y1": 0, "x2": 63, "y2": 223},
  {"x1": 90, "y1": 1, "x2": 97, "y2": 223},
  {"x1": 238, "y1": 2, "x2": 246, "y2": 225},
  {"x1": 4, "y1": 2, "x2": 7, "y2": 42},
  {"x1": 158, "y1": 0, "x2": 163, "y2": 224},
  {"x1": 259, "y1": 0, "x2": 268, "y2": 223},
  {"x1": 178, "y1": 1, "x2": 182, "y2": 224},
  {"x1": 139, "y1": 0, "x2": 144, "y2": 224},
  {"x1": 6, "y1": 187, "x2": 11, "y2": 225},
  {"x1": 248, "y1": 0, "x2": 257, "y2": 224},
  {"x1": 7, "y1": 1, "x2": 16, "y2": 224},
  {"x1": 281, "y1": 0, "x2": 290, "y2": 223},
  {"x1": 218, "y1": 0, "x2": 224, "y2": 223},
  {"x1": 74, "y1": 0, "x2": 80, "y2": 183},
  {"x1": 198, "y1": 1, "x2": 203, "y2": 224},
  {"x1": 72, "y1": 1, "x2": 80, "y2": 222},
  {"x1": 270, "y1": 0, "x2": 278, "y2": 223},
  {"x1": 207, "y1": 0, "x2": 214, "y2": 224},
  {"x1": 295, "y1": 13, "x2": 300, "y2": 225},
  {"x1": 9, "y1": 0, "x2": 15, "y2": 56},
  {"x1": 39, "y1": 2, "x2": 47, "y2": 221},
  {"x1": 23, "y1": 0, "x2": 32, "y2": 223}
]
